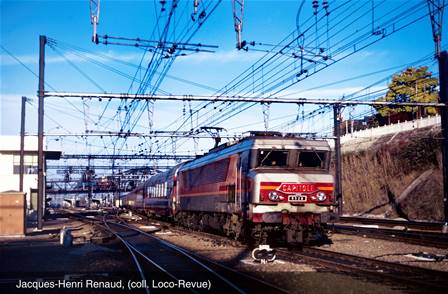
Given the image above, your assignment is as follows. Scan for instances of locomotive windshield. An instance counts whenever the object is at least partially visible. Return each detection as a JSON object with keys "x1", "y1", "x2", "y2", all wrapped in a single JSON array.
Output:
[
  {"x1": 298, "y1": 151, "x2": 326, "y2": 168},
  {"x1": 257, "y1": 149, "x2": 288, "y2": 167}
]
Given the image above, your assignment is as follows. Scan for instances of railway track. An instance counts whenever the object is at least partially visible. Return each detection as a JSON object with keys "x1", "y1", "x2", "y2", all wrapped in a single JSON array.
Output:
[
  {"x1": 120, "y1": 211, "x2": 448, "y2": 292},
  {"x1": 67, "y1": 210, "x2": 288, "y2": 293},
  {"x1": 337, "y1": 216, "x2": 446, "y2": 231},
  {"x1": 277, "y1": 247, "x2": 448, "y2": 293},
  {"x1": 333, "y1": 216, "x2": 448, "y2": 248},
  {"x1": 102, "y1": 219, "x2": 150, "y2": 294},
  {"x1": 64, "y1": 210, "x2": 448, "y2": 292}
]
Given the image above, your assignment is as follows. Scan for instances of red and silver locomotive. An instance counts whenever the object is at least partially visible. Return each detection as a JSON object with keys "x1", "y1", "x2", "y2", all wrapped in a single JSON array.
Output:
[{"x1": 122, "y1": 132, "x2": 337, "y2": 245}]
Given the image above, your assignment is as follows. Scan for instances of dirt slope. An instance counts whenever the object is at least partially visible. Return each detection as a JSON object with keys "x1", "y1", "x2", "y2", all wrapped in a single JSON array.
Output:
[{"x1": 339, "y1": 126, "x2": 443, "y2": 221}]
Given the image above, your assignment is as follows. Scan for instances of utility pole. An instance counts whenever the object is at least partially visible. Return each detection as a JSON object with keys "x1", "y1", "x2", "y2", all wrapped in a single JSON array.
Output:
[
  {"x1": 90, "y1": 0, "x2": 100, "y2": 43},
  {"x1": 233, "y1": 0, "x2": 244, "y2": 49},
  {"x1": 37, "y1": 35, "x2": 46, "y2": 230},
  {"x1": 87, "y1": 157, "x2": 92, "y2": 209},
  {"x1": 19, "y1": 96, "x2": 27, "y2": 192},
  {"x1": 426, "y1": 0, "x2": 447, "y2": 223},
  {"x1": 333, "y1": 104, "x2": 343, "y2": 215},
  {"x1": 439, "y1": 51, "x2": 448, "y2": 223}
]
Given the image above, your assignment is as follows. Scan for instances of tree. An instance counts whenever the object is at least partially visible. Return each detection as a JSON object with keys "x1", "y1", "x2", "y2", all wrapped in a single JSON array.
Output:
[{"x1": 374, "y1": 66, "x2": 439, "y2": 118}]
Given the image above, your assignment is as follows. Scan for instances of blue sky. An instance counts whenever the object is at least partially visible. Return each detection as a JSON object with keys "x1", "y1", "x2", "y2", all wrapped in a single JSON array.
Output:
[{"x1": 1, "y1": 0, "x2": 447, "y2": 167}]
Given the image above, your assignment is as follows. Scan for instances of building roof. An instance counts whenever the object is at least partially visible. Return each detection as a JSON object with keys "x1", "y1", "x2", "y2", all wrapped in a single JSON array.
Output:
[
  {"x1": 0, "y1": 136, "x2": 61, "y2": 160},
  {"x1": 0, "y1": 150, "x2": 62, "y2": 160}
]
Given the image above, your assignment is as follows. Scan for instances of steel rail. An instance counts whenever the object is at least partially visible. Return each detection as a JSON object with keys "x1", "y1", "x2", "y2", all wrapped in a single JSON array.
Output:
[
  {"x1": 61, "y1": 210, "x2": 150, "y2": 294},
  {"x1": 337, "y1": 216, "x2": 445, "y2": 231},
  {"x1": 333, "y1": 216, "x2": 448, "y2": 248},
  {"x1": 277, "y1": 247, "x2": 448, "y2": 292},
  {"x1": 102, "y1": 219, "x2": 150, "y2": 294},
  {"x1": 331, "y1": 224, "x2": 448, "y2": 249},
  {"x1": 130, "y1": 211, "x2": 448, "y2": 292},
  {"x1": 106, "y1": 220, "x2": 246, "y2": 294},
  {"x1": 116, "y1": 213, "x2": 290, "y2": 294},
  {"x1": 103, "y1": 218, "x2": 189, "y2": 293},
  {"x1": 68, "y1": 211, "x2": 192, "y2": 293}
]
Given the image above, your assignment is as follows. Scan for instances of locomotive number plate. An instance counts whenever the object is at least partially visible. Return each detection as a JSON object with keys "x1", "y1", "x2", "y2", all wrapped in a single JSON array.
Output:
[{"x1": 288, "y1": 195, "x2": 307, "y2": 202}]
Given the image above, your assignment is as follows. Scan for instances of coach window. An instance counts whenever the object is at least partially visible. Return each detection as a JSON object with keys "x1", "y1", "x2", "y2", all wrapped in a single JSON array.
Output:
[
  {"x1": 298, "y1": 151, "x2": 326, "y2": 168},
  {"x1": 257, "y1": 150, "x2": 288, "y2": 167}
]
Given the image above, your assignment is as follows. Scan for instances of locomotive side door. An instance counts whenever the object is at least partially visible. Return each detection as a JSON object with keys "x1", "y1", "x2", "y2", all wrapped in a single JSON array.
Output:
[{"x1": 238, "y1": 151, "x2": 250, "y2": 213}]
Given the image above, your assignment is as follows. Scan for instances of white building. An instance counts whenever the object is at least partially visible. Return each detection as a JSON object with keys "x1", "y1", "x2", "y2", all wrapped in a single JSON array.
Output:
[{"x1": 0, "y1": 136, "x2": 60, "y2": 215}]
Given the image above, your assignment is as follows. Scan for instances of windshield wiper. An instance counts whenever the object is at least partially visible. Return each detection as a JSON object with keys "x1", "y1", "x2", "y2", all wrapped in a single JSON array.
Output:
[
  {"x1": 311, "y1": 148, "x2": 323, "y2": 164},
  {"x1": 260, "y1": 150, "x2": 273, "y2": 166}
]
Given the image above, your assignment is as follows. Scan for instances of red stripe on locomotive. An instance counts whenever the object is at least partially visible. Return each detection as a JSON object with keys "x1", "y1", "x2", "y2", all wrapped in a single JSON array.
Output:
[{"x1": 259, "y1": 181, "x2": 334, "y2": 204}]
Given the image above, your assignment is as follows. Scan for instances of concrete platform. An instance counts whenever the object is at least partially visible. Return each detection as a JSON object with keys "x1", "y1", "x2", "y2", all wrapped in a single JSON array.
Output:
[{"x1": 0, "y1": 218, "x2": 140, "y2": 293}]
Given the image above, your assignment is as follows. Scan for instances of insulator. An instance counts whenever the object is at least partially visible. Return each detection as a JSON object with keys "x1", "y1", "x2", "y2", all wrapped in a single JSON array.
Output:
[
  {"x1": 322, "y1": 0, "x2": 329, "y2": 9},
  {"x1": 193, "y1": 0, "x2": 199, "y2": 14},
  {"x1": 312, "y1": 0, "x2": 319, "y2": 14}
]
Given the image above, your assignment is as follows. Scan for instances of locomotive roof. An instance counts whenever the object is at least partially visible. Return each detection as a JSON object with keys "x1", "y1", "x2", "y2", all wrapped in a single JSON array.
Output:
[
  {"x1": 181, "y1": 133, "x2": 330, "y2": 171},
  {"x1": 123, "y1": 133, "x2": 330, "y2": 194}
]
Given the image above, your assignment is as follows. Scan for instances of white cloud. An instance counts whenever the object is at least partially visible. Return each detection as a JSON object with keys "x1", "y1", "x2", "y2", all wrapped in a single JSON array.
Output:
[
  {"x1": 1, "y1": 51, "x2": 143, "y2": 66},
  {"x1": 0, "y1": 49, "x2": 265, "y2": 66},
  {"x1": 175, "y1": 49, "x2": 265, "y2": 64},
  {"x1": 352, "y1": 49, "x2": 387, "y2": 59},
  {"x1": 1, "y1": 49, "x2": 265, "y2": 67},
  {"x1": 279, "y1": 86, "x2": 386, "y2": 100}
]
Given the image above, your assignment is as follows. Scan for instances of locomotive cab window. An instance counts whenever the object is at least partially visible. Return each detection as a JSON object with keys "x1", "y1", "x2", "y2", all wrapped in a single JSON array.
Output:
[
  {"x1": 298, "y1": 151, "x2": 326, "y2": 168},
  {"x1": 257, "y1": 149, "x2": 288, "y2": 167}
]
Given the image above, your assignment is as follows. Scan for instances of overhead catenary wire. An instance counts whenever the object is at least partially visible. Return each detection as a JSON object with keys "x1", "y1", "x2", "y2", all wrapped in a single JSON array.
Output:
[
  {"x1": 155, "y1": 0, "x2": 433, "y2": 153},
  {"x1": 9, "y1": 1, "x2": 444, "y2": 171},
  {"x1": 113, "y1": 0, "x2": 222, "y2": 155}
]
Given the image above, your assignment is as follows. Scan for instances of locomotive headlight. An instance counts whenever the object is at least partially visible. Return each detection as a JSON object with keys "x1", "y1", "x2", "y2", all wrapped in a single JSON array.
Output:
[
  {"x1": 268, "y1": 191, "x2": 280, "y2": 201},
  {"x1": 316, "y1": 191, "x2": 327, "y2": 201}
]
